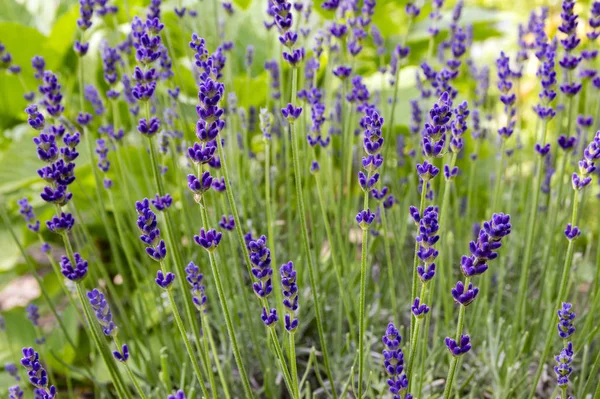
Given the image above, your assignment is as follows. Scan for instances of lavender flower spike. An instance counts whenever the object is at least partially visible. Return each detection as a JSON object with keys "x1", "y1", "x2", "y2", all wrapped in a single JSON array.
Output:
[
  {"x1": 87, "y1": 288, "x2": 118, "y2": 336},
  {"x1": 280, "y1": 261, "x2": 299, "y2": 332},
  {"x1": 20, "y1": 348, "x2": 57, "y2": 397}
]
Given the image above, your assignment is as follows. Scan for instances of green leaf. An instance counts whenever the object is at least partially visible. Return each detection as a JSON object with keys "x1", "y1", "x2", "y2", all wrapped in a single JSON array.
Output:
[{"x1": 0, "y1": 22, "x2": 63, "y2": 129}]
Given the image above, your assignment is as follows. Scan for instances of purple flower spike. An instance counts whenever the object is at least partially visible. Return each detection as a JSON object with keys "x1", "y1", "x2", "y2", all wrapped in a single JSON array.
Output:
[
  {"x1": 60, "y1": 253, "x2": 88, "y2": 282},
  {"x1": 409, "y1": 206, "x2": 421, "y2": 224},
  {"x1": 283, "y1": 47, "x2": 305, "y2": 67},
  {"x1": 155, "y1": 270, "x2": 175, "y2": 289},
  {"x1": 356, "y1": 209, "x2": 375, "y2": 230},
  {"x1": 247, "y1": 234, "x2": 274, "y2": 299},
  {"x1": 482, "y1": 213, "x2": 511, "y2": 241},
  {"x1": 443, "y1": 164, "x2": 459, "y2": 180},
  {"x1": 187, "y1": 172, "x2": 213, "y2": 196},
  {"x1": 112, "y1": 344, "x2": 129, "y2": 362},
  {"x1": 6, "y1": 363, "x2": 19, "y2": 382},
  {"x1": 417, "y1": 160, "x2": 440, "y2": 181},
  {"x1": 557, "y1": 302, "x2": 576, "y2": 339},
  {"x1": 280, "y1": 261, "x2": 299, "y2": 332},
  {"x1": 151, "y1": 193, "x2": 173, "y2": 211},
  {"x1": 188, "y1": 141, "x2": 217, "y2": 164},
  {"x1": 261, "y1": 307, "x2": 278, "y2": 327},
  {"x1": 218, "y1": 214, "x2": 235, "y2": 231},
  {"x1": 8, "y1": 385, "x2": 23, "y2": 399},
  {"x1": 382, "y1": 323, "x2": 411, "y2": 397},
  {"x1": 535, "y1": 143, "x2": 551, "y2": 156},
  {"x1": 20, "y1": 347, "x2": 56, "y2": 395},
  {"x1": 87, "y1": 288, "x2": 117, "y2": 336},
  {"x1": 554, "y1": 342, "x2": 574, "y2": 388},
  {"x1": 281, "y1": 103, "x2": 303, "y2": 121},
  {"x1": 445, "y1": 334, "x2": 472, "y2": 356},
  {"x1": 25, "y1": 105, "x2": 45, "y2": 131},
  {"x1": 451, "y1": 280, "x2": 479, "y2": 306},
  {"x1": 33, "y1": 132, "x2": 58, "y2": 163},
  {"x1": 146, "y1": 240, "x2": 167, "y2": 261},
  {"x1": 168, "y1": 390, "x2": 186, "y2": 399},
  {"x1": 137, "y1": 117, "x2": 161, "y2": 136},
  {"x1": 558, "y1": 135, "x2": 577, "y2": 151},
  {"x1": 26, "y1": 304, "x2": 40, "y2": 326},
  {"x1": 411, "y1": 297, "x2": 430, "y2": 318},
  {"x1": 194, "y1": 228, "x2": 223, "y2": 252},
  {"x1": 362, "y1": 154, "x2": 384, "y2": 172},
  {"x1": 460, "y1": 255, "x2": 488, "y2": 277},
  {"x1": 18, "y1": 198, "x2": 40, "y2": 233},
  {"x1": 417, "y1": 263, "x2": 436, "y2": 282},
  {"x1": 174, "y1": 7, "x2": 186, "y2": 17},
  {"x1": 77, "y1": 112, "x2": 93, "y2": 126},
  {"x1": 564, "y1": 224, "x2": 580, "y2": 240},
  {"x1": 572, "y1": 172, "x2": 592, "y2": 190},
  {"x1": 46, "y1": 212, "x2": 75, "y2": 234},
  {"x1": 73, "y1": 40, "x2": 89, "y2": 56},
  {"x1": 358, "y1": 171, "x2": 380, "y2": 192},
  {"x1": 333, "y1": 65, "x2": 352, "y2": 80},
  {"x1": 310, "y1": 160, "x2": 320, "y2": 174}
]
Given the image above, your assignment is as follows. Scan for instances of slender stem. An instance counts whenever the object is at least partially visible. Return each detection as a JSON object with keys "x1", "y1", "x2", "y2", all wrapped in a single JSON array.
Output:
[
  {"x1": 357, "y1": 223, "x2": 369, "y2": 399},
  {"x1": 203, "y1": 313, "x2": 231, "y2": 399},
  {"x1": 527, "y1": 189, "x2": 581, "y2": 399},
  {"x1": 314, "y1": 171, "x2": 356, "y2": 341},
  {"x1": 159, "y1": 262, "x2": 210, "y2": 399},
  {"x1": 408, "y1": 283, "x2": 428, "y2": 388},
  {"x1": 289, "y1": 67, "x2": 338, "y2": 398},
  {"x1": 114, "y1": 335, "x2": 148, "y2": 399},
  {"x1": 442, "y1": 277, "x2": 470, "y2": 399},
  {"x1": 516, "y1": 120, "x2": 548, "y2": 328},
  {"x1": 289, "y1": 333, "x2": 300, "y2": 399},
  {"x1": 197, "y1": 199, "x2": 255, "y2": 399}
]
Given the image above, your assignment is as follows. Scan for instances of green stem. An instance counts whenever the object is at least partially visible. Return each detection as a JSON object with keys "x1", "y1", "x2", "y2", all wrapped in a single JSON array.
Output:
[
  {"x1": 197, "y1": 200, "x2": 255, "y2": 399},
  {"x1": 516, "y1": 120, "x2": 548, "y2": 328},
  {"x1": 203, "y1": 313, "x2": 231, "y2": 399},
  {"x1": 289, "y1": 67, "x2": 338, "y2": 398},
  {"x1": 442, "y1": 277, "x2": 470, "y2": 399},
  {"x1": 314, "y1": 170, "x2": 356, "y2": 341},
  {"x1": 114, "y1": 335, "x2": 147, "y2": 399},
  {"x1": 289, "y1": 333, "x2": 300, "y2": 399},
  {"x1": 527, "y1": 189, "x2": 581, "y2": 399},
  {"x1": 159, "y1": 261, "x2": 210, "y2": 399}
]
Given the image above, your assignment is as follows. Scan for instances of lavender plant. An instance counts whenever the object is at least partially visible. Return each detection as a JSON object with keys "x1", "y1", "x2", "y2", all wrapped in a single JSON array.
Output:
[{"x1": 2, "y1": 1, "x2": 600, "y2": 398}]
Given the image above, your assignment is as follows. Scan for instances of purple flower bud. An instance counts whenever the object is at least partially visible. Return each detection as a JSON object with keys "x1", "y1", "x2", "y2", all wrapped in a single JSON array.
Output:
[
  {"x1": 564, "y1": 223, "x2": 580, "y2": 240},
  {"x1": 356, "y1": 209, "x2": 375, "y2": 229},
  {"x1": 60, "y1": 253, "x2": 88, "y2": 281},
  {"x1": 411, "y1": 297, "x2": 430, "y2": 318},
  {"x1": 445, "y1": 334, "x2": 472, "y2": 356},
  {"x1": 451, "y1": 280, "x2": 479, "y2": 305},
  {"x1": 155, "y1": 270, "x2": 175, "y2": 289},
  {"x1": 281, "y1": 103, "x2": 303, "y2": 121},
  {"x1": 112, "y1": 344, "x2": 129, "y2": 362},
  {"x1": 194, "y1": 228, "x2": 223, "y2": 252},
  {"x1": 261, "y1": 307, "x2": 278, "y2": 327},
  {"x1": 46, "y1": 212, "x2": 75, "y2": 234}
]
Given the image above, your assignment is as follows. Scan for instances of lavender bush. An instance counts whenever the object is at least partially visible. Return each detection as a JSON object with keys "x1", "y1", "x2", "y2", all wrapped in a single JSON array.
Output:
[{"x1": 1, "y1": 0, "x2": 600, "y2": 398}]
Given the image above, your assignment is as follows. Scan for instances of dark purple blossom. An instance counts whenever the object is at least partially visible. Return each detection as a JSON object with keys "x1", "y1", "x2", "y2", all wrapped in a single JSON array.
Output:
[{"x1": 445, "y1": 335, "x2": 471, "y2": 356}]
